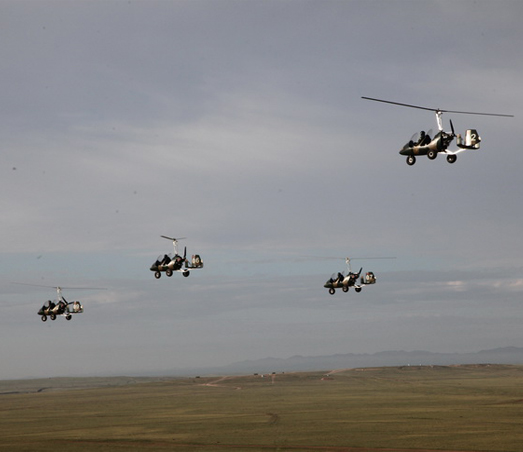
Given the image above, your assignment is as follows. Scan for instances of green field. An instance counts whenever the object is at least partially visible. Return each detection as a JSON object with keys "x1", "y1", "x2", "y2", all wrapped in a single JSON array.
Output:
[{"x1": 1, "y1": 365, "x2": 523, "y2": 451}]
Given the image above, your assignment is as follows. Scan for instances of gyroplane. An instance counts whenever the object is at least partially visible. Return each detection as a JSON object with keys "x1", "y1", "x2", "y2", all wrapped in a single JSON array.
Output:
[
  {"x1": 13, "y1": 283, "x2": 105, "y2": 322},
  {"x1": 362, "y1": 96, "x2": 513, "y2": 166},
  {"x1": 150, "y1": 236, "x2": 204, "y2": 279},
  {"x1": 323, "y1": 257, "x2": 395, "y2": 295}
]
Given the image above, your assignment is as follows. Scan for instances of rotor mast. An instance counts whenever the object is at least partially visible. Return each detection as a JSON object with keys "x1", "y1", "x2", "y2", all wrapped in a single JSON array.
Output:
[{"x1": 435, "y1": 110, "x2": 443, "y2": 131}]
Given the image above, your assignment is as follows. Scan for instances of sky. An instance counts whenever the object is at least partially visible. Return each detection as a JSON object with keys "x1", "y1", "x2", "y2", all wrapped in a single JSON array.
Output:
[{"x1": 1, "y1": 0, "x2": 522, "y2": 380}]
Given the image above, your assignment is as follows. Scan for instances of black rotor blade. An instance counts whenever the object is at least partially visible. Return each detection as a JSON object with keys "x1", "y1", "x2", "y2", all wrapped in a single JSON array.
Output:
[
  {"x1": 442, "y1": 109, "x2": 514, "y2": 117},
  {"x1": 11, "y1": 282, "x2": 106, "y2": 290},
  {"x1": 303, "y1": 256, "x2": 397, "y2": 261},
  {"x1": 362, "y1": 96, "x2": 514, "y2": 117},
  {"x1": 161, "y1": 235, "x2": 186, "y2": 242},
  {"x1": 362, "y1": 97, "x2": 438, "y2": 113}
]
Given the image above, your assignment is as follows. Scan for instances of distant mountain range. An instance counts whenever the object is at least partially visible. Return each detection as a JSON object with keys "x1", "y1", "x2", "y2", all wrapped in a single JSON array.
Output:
[{"x1": 173, "y1": 346, "x2": 523, "y2": 376}]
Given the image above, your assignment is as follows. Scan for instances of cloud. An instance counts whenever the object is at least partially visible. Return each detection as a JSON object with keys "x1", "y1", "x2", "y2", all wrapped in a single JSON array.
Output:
[{"x1": 1, "y1": 0, "x2": 523, "y2": 379}]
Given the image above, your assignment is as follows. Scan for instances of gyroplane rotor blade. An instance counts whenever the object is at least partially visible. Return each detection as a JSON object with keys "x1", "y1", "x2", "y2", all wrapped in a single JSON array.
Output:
[
  {"x1": 344, "y1": 256, "x2": 396, "y2": 271},
  {"x1": 362, "y1": 96, "x2": 514, "y2": 117},
  {"x1": 304, "y1": 256, "x2": 396, "y2": 271},
  {"x1": 161, "y1": 235, "x2": 186, "y2": 242},
  {"x1": 161, "y1": 236, "x2": 187, "y2": 252},
  {"x1": 308, "y1": 256, "x2": 396, "y2": 261},
  {"x1": 12, "y1": 282, "x2": 106, "y2": 290},
  {"x1": 362, "y1": 97, "x2": 441, "y2": 113},
  {"x1": 11, "y1": 283, "x2": 107, "y2": 299}
]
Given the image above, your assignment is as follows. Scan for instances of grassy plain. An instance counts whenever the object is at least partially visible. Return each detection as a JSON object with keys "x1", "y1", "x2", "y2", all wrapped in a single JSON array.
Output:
[{"x1": 1, "y1": 365, "x2": 523, "y2": 451}]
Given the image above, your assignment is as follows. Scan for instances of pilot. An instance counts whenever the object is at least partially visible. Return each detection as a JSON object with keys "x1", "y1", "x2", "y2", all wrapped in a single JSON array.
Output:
[{"x1": 417, "y1": 131, "x2": 426, "y2": 145}]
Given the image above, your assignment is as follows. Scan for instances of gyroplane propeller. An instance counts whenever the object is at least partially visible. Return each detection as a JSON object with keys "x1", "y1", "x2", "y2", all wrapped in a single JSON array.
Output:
[
  {"x1": 362, "y1": 96, "x2": 513, "y2": 166},
  {"x1": 13, "y1": 283, "x2": 106, "y2": 322},
  {"x1": 323, "y1": 257, "x2": 395, "y2": 295},
  {"x1": 150, "y1": 235, "x2": 204, "y2": 279}
]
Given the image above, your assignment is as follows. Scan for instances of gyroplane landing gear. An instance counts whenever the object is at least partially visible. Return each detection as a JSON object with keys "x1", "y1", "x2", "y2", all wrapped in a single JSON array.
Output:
[
  {"x1": 50, "y1": 313, "x2": 56, "y2": 321},
  {"x1": 342, "y1": 286, "x2": 349, "y2": 293},
  {"x1": 328, "y1": 288, "x2": 335, "y2": 295},
  {"x1": 447, "y1": 154, "x2": 457, "y2": 164},
  {"x1": 154, "y1": 271, "x2": 161, "y2": 279},
  {"x1": 41, "y1": 315, "x2": 47, "y2": 322},
  {"x1": 355, "y1": 287, "x2": 362, "y2": 293},
  {"x1": 427, "y1": 149, "x2": 437, "y2": 160},
  {"x1": 166, "y1": 269, "x2": 173, "y2": 277},
  {"x1": 406, "y1": 155, "x2": 416, "y2": 166},
  {"x1": 183, "y1": 270, "x2": 190, "y2": 278},
  {"x1": 66, "y1": 315, "x2": 72, "y2": 321}
]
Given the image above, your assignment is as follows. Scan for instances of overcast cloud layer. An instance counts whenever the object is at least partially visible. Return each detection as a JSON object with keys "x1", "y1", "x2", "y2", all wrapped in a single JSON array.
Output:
[{"x1": 1, "y1": 0, "x2": 522, "y2": 379}]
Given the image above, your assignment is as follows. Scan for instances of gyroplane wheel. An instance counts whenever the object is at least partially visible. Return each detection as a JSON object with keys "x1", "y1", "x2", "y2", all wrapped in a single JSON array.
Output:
[
  {"x1": 183, "y1": 271, "x2": 190, "y2": 278},
  {"x1": 406, "y1": 155, "x2": 416, "y2": 166},
  {"x1": 447, "y1": 154, "x2": 457, "y2": 164},
  {"x1": 355, "y1": 287, "x2": 362, "y2": 293},
  {"x1": 165, "y1": 269, "x2": 173, "y2": 277},
  {"x1": 66, "y1": 315, "x2": 72, "y2": 321},
  {"x1": 328, "y1": 288, "x2": 335, "y2": 295},
  {"x1": 342, "y1": 286, "x2": 349, "y2": 293},
  {"x1": 50, "y1": 313, "x2": 56, "y2": 321},
  {"x1": 427, "y1": 149, "x2": 437, "y2": 160},
  {"x1": 41, "y1": 315, "x2": 47, "y2": 322},
  {"x1": 154, "y1": 271, "x2": 161, "y2": 279}
]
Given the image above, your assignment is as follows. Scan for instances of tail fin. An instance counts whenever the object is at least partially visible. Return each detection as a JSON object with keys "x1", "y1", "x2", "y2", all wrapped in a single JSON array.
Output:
[
  {"x1": 457, "y1": 129, "x2": 481, "y2": 149},
  {"x1": 467, "y1": 129, "x2": 481, "y2": 148}
]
